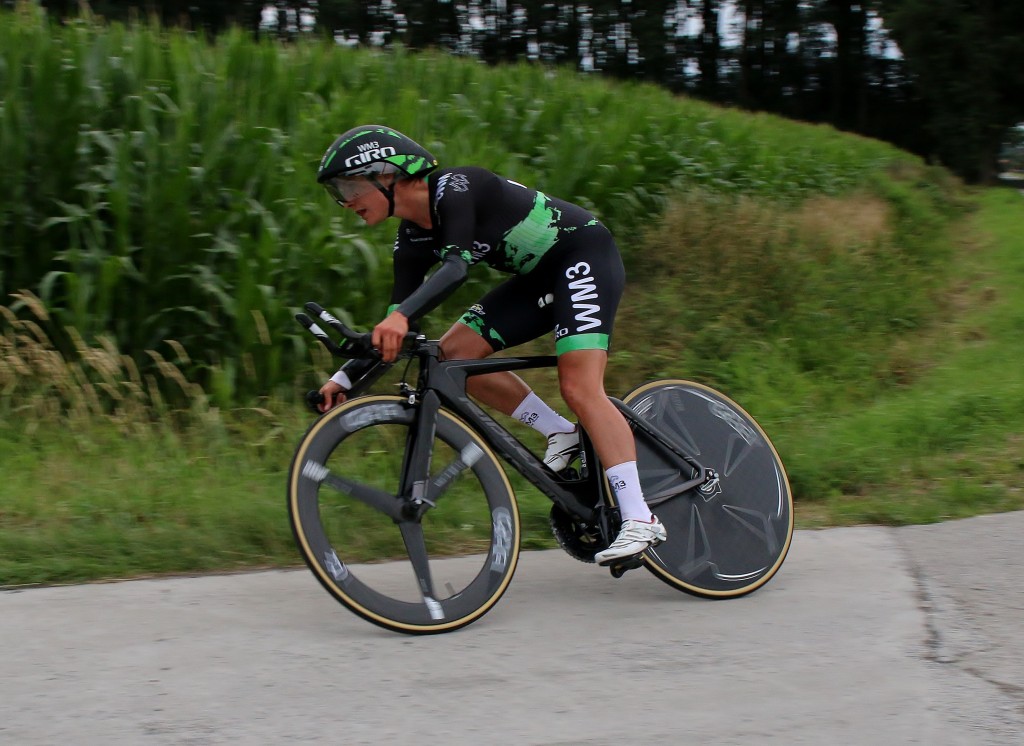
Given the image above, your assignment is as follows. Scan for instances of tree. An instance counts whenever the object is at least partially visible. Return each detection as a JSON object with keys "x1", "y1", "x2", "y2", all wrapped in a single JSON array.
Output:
[
  {"x1": 734, "y1": 0, "x2": 804, "y2": 112},
  {"x1": 882, "y1": 0, "x2": 1024, "y2": 182},
  {"x1": 818, "y1": 0, "x2": 869, "y2": 131},
  {"x1": 32, "y1": 0, "x2": 264, "y2": 34},
  {"x1": 696, "y1": 0, "x2": 722, "y2": 99}
]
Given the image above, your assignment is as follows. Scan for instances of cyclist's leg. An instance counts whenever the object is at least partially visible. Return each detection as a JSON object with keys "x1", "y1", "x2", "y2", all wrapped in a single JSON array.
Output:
[
  {"x1": 548, "y1": 229, "x2": 665, "y2": 559},
  {"x1": 548, "y1": 228, "x2": 628, "y2": 465},
  {"x1": 442, "y1": 279, "x2": 579, "y2": 468},
  {"x1": 556, "y1": 350, "x2": 634, "y2": 465}
]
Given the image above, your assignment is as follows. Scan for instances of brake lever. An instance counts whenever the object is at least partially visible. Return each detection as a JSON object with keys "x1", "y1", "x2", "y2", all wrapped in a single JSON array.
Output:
[{"x1": 305, "y1": 390, "x2": 325, "y2": 414}]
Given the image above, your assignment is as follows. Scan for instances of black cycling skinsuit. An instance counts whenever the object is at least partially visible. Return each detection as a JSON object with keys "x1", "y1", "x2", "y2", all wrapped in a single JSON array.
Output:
[
  {"x1": 338, "y1": 166, "x2": 625, "y2": 381},
  {"x1": 394, "y1": 166, "x2": 623, "y2": 348}
]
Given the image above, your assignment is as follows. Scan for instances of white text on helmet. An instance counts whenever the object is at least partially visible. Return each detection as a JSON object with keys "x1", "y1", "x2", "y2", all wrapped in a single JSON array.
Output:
[{"x1": 344, "y1": 143, "x2": 397, "y2": 168}]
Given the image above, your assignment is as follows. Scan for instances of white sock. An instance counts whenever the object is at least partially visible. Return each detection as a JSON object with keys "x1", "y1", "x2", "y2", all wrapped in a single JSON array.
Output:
[
  {"x1": 511, "y1": 391, "x2": 574, "y2": 438},
  {"x1": 606, "y1": 461, "x2": 652, "y2": 522}
]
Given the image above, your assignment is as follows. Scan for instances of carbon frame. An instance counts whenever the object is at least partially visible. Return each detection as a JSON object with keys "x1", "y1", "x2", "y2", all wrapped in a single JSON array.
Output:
[{"x1": 394, "y1": 340, "x2": 706, "y2": 524}]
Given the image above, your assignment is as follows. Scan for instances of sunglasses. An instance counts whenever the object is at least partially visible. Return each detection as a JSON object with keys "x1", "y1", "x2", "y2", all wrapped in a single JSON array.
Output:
[{"x1": 323, "y1": 176, "x2": 380, "y2": 205}]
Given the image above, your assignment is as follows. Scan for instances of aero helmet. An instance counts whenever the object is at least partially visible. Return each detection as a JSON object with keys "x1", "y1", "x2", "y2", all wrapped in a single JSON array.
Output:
[{"x1": 317, "y1": 125, "x2": 438, "y2": 215}]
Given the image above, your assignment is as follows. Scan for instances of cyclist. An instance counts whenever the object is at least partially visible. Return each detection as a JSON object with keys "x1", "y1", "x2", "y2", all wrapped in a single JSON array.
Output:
[{"x1": 315, "y1": 125, "x2": 665, "y2": 564}]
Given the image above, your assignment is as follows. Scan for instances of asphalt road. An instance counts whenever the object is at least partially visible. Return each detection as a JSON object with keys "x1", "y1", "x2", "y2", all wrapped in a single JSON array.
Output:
[{"x1": 2, "y1": 512, "x2": 1022, "y2": 745}]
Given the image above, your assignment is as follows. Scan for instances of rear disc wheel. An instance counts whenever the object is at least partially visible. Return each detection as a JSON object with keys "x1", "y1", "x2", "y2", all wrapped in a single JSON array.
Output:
[{"x1": 622, "y1": 380, "x2": 794, "y2": 598}]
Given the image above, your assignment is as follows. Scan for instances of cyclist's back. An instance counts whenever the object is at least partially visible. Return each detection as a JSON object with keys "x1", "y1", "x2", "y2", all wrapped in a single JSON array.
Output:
[{"x1": 395, "y1": 166, "x2": 606, "y2": 277}]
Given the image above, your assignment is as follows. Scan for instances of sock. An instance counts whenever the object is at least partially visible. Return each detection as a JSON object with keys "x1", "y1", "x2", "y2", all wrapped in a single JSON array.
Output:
[
  {"x1": 606, "y1": 461, "x2": 653, "y2": 522},
  {"x1": 511, "y1": 391, "x2": 575, "y2": 438}
]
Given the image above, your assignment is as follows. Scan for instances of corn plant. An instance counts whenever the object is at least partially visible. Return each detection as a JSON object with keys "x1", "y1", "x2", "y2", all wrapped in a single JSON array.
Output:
[{"x1": 1, "y1": 9, "x2": 931, "y2": 405}]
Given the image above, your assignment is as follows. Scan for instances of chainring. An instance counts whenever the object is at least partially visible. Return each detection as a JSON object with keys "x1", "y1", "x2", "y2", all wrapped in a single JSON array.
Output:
[{"x1": 549, "y1": 505, "x2": 607, "y2": 563}]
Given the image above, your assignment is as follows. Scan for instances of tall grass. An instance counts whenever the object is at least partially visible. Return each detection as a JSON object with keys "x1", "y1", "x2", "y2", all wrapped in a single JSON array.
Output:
[
  {"x1": 784, "y1": 187, "x2": 1024, "y2": 523},
  {"x1": 2, "y1": 9, "x2": 927, "y2": 403},
  {"x1": 613, "y1": 172, "x2": 963, "y2": 394},
  {"x1": 620, "y1": 186, "x2": 1021, "y2": 526},
  {"x1": 0, "y1": 289, "x2": 298, "y2": 440},
  {"x1": 0, "y1": 288, "x2": 301, "y2": 585}
]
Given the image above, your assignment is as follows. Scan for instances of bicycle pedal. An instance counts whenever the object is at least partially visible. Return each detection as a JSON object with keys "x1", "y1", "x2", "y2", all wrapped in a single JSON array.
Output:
[{"x1": 606, "y1": 555, "x2": 644, "y2": 578}]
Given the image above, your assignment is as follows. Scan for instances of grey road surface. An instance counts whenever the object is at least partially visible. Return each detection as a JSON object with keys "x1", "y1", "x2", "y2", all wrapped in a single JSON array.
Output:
[{"x1": 2, "y1": 512, "x2": 1022, "y2": 745}]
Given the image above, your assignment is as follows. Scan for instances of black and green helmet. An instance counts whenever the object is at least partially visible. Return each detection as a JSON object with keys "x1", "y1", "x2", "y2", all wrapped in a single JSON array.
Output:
[{"x1": 316, "y1": 125, "x2": 438, "y2": 183}]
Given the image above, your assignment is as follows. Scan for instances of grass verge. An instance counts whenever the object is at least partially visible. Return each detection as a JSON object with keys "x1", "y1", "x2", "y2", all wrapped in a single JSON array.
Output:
[{"x1": 787, "y1": 187, "x2": 1024, "y2": 525}]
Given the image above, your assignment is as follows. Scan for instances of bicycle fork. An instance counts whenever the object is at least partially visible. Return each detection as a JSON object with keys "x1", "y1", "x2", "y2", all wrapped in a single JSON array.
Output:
[
  {"x1": 391, "y1": 390, "x2": 444, "y2": 612},
  {"x1": 393, "y1": 389, "x2": 497, "y2": 618}
]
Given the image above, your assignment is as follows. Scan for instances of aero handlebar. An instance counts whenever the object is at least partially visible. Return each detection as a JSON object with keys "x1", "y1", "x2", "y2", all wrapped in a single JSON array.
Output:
[
  {"x1": 295, "y1": 302, "x2": 375, "y2": 360},
  {"x1": 296, "y1": 301, "x2": 424, "y2": 412}
]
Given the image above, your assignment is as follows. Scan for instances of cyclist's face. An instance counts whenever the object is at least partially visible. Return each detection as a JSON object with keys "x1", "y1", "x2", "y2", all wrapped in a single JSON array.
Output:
[{"x1": 326, "y1": 175, "x2": 391, "y2": 225}]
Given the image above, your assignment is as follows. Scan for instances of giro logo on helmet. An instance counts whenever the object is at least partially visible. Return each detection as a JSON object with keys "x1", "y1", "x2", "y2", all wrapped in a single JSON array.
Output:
[
  {"x1": 318, "y1": 125, "x2": 438, "y2": 186},
  {"x1": 344, "y1": 144, "x2": 398, "y2": 169}
]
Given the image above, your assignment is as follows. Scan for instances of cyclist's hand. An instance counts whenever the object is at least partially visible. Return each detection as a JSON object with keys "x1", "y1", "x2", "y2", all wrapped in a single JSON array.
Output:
[
  {"x1": 372, "y1": 310, "x2": 409, "y2": 362},
  {"x1": 318, "y1": 380, "x2": 347, "y2": 412}
]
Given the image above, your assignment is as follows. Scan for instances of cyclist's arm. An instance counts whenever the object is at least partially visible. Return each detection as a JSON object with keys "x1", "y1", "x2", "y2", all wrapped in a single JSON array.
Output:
[
  {"x1": 368, "y1": 252, "x2": 468, "y2": 362},
  {"x1": 392, "y1": 170, "x2": 485, "y2": 322},
  {"x1": 393, "y1": 252, "x2": 469, "y2": 323},
  {"x1": 328, "y1": 361, "x2": 370, "y2": 391},
  {"x1": 329, "y1": 236, "x2": 438, "y2": 390},
  {"x1": 388, "y1": 236, "x2": 439, "y2": 319}
]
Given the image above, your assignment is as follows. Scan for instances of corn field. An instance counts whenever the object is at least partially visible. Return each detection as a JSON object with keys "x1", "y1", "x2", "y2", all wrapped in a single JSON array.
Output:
[{"x1": 0, "y1": 8, "x2": 918, "y2": 404}]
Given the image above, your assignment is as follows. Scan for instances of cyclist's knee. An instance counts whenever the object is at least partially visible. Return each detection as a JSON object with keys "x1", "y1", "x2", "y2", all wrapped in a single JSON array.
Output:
[
  {"x1": 559, "y1": 373, "x2": 607, "y2": 414},
  {"x1": 559, "y1": 380, "x2": 584, "y2": 413},
  {"x1": 557, "y1": 350, "x2": 608, "y2": 413}
]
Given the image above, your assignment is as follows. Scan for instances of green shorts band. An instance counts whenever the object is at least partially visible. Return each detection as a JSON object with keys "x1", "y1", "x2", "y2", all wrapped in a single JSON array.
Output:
[{"x1": 555, "y1": 333, "x2": 610, "y2": 355}]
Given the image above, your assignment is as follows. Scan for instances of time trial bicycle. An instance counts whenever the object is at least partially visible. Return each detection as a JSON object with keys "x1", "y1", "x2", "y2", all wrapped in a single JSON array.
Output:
[{"x1": 288, "y1": 302, "x2": 794, "y2": 634}]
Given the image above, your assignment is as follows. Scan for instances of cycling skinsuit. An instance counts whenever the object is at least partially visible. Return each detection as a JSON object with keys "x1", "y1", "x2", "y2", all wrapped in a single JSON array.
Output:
[{"x1": 389, "y1": 166, "x2": 625, "y2": 355}]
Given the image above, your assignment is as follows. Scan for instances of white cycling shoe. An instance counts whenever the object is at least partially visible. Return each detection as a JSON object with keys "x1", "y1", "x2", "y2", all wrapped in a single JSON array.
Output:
[
  {"x1": 595, "y1": 517, "x2": 668, "y2": 565},
  {"x1": 543, "y1": 427, "x2": 581, "y2": 472}
]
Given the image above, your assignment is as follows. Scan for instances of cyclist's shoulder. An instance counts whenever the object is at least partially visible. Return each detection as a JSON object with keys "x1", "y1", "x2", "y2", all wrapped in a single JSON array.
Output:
[
  {"x1": 432, "y1": 165, "x2": 504, "y2": 195},
  {"x1": 438, "y1": 164, "x2": 500, "y2": 180}
]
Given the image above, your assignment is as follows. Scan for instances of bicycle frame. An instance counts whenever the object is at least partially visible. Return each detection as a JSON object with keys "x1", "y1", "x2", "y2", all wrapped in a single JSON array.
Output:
[
  {"x1": 394, "y1": 340, "x2": 712, "y2": 526},
  {"x1": 402, "y1": 342, "x2": 601, "y2": 524}
]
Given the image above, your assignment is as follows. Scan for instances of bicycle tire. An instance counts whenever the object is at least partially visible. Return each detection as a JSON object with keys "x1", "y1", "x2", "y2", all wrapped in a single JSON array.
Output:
[
  {"x1": 288, "y1": 395, "x2": 520, "y2": 634},
  {"x1": 621, "y1": 379, "x2": 794, "y2": 598}
]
